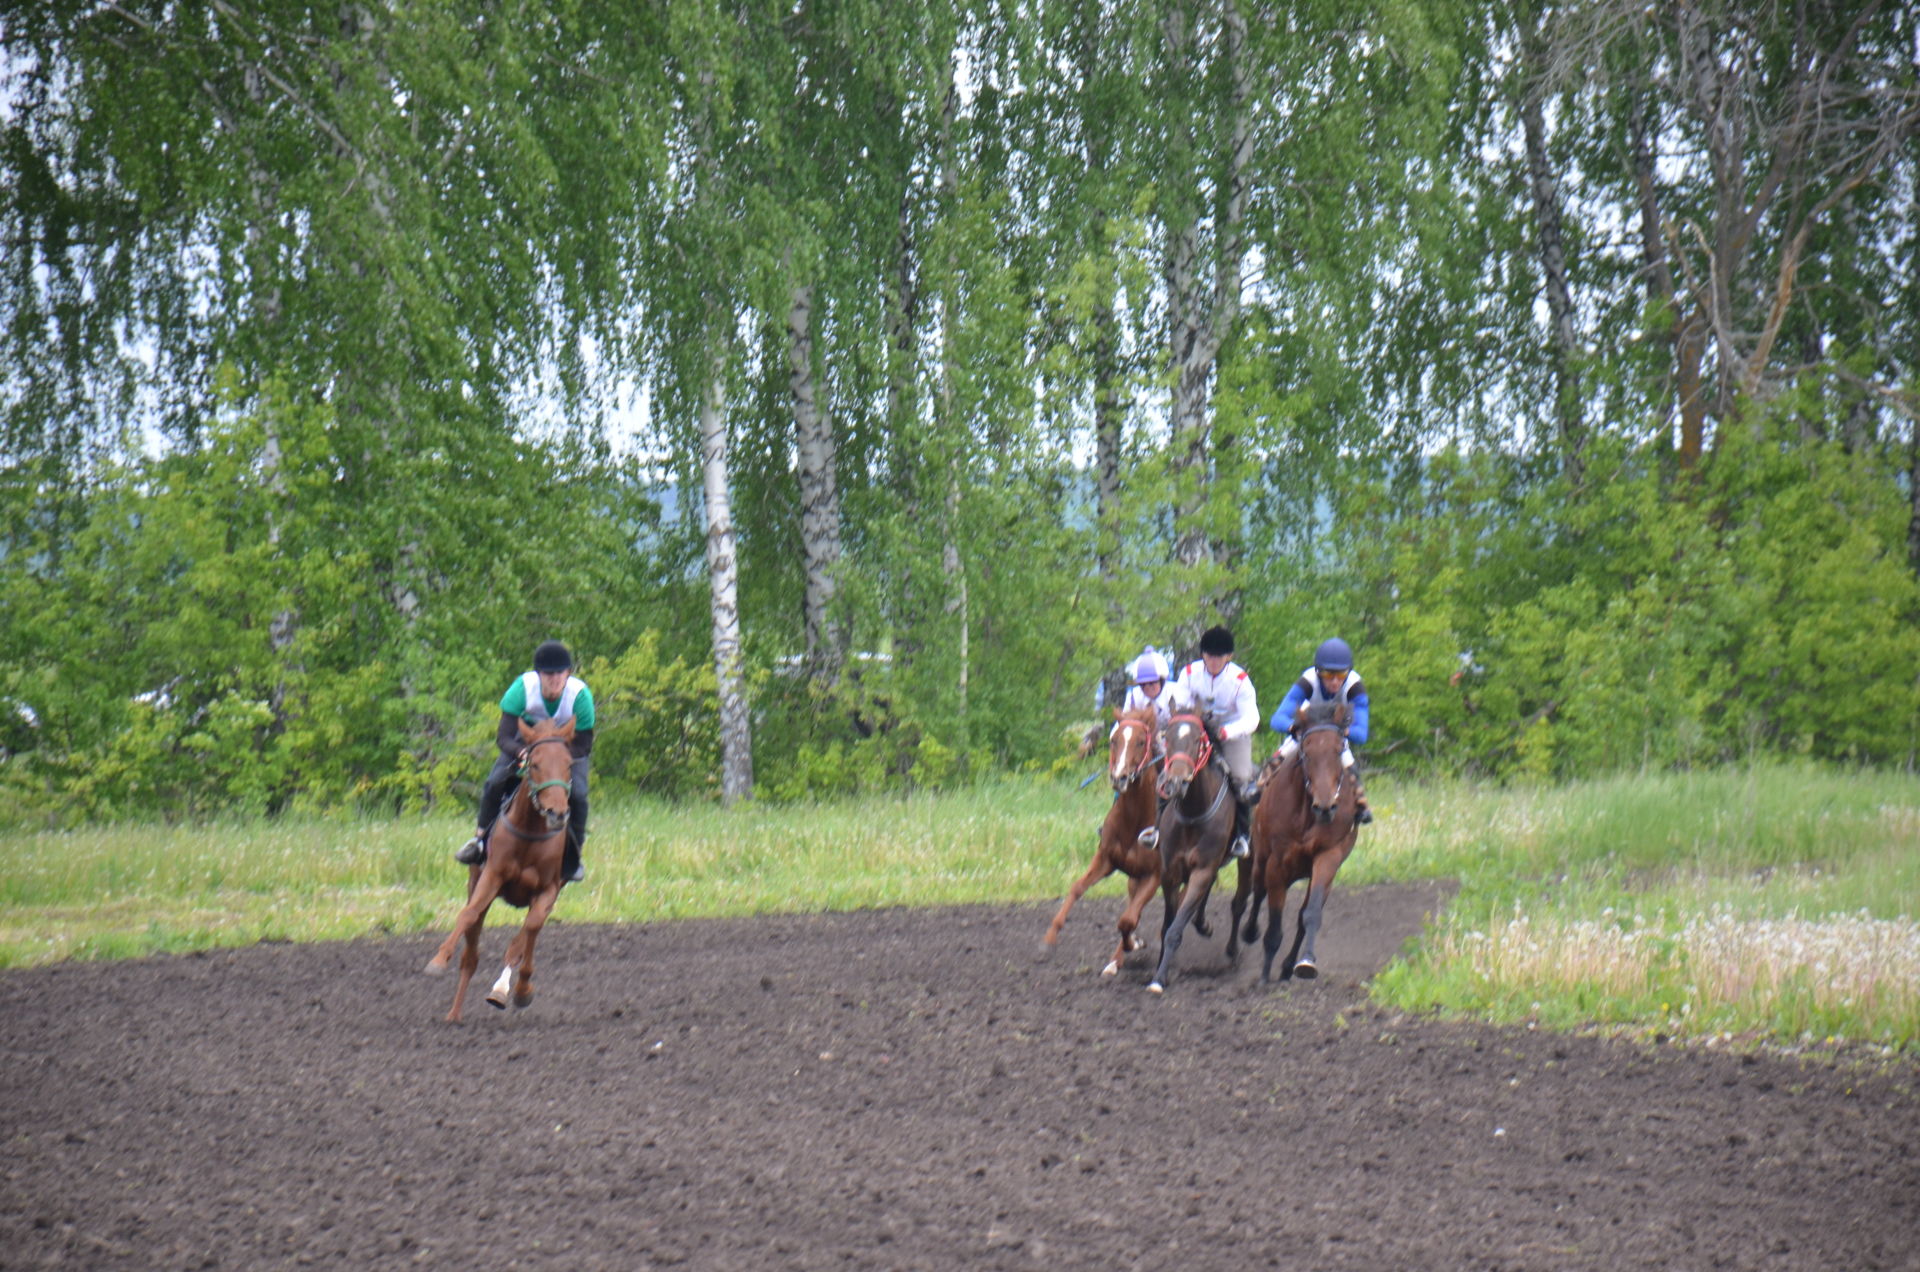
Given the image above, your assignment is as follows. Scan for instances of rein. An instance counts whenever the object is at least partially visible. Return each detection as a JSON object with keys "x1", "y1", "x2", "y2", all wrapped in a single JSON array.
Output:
[
  {"x1": 1163, "y1": 712, "x2": 1229, "y2": 828},
  {"x1": 1162, "y1": 712, "x2": 1214, "y2": 780},
  {"x1": 492, "y1": 734, "x2": 574, "y2": 842}
]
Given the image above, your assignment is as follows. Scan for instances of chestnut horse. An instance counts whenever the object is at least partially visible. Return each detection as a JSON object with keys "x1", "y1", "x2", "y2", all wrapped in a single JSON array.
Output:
[
  {"x1": 1145, "y1": 709, "x2": 1250, "y2": 993},
  {"x1": 1043, "y1": 704, "x2": 1163, "y2": 974},
  {"x1": 1236, "y1": 700, "x2": 1360, "y2": 983},
  {"x1": 425, "y1": 717, "x2": 575, "y2": 1022}
]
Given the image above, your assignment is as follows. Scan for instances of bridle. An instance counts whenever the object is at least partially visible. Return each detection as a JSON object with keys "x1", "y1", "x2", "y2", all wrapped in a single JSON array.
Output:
[
  {"x1": 1162, "y1": 712, "x2": 1214, "y2": 782},
  {"x1": 1296, "y1": 720, "x2": 1347, "y2": 810},
  {"x1": 493, "y1": 734, "x2": 573, "y2": 842},
  {"x1": 1110, "y1": 718, "x2": 1159, "y2": 787}
]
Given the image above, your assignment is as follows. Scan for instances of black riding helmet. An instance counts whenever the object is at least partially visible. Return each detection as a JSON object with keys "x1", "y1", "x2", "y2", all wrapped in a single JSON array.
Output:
[
  {"x1": 532, "y1": 640, "x2": 573, "y2": 673},
  {"x1": 1197, "y1": 625, "x2": 1235, "y2": 656}
]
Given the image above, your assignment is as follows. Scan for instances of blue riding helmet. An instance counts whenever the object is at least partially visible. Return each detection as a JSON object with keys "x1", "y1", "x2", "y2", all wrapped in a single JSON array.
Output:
[{"x1": 1314, "y1": 637, "x2": 1354, "y2": 672}]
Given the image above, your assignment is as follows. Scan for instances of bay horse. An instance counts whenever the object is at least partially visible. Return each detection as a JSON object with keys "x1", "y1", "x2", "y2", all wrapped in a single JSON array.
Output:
[
  {"x1": 425, "y1": 717, "x2": 575, "y2": 1022},
  {"x1": 1237, "y1": 700, "x2": 1361, "y2": 982},
  {"x1": 1145, "y1": 709, "x2": 1251, "y2": 993},
  {"x1": 1043, "y1": 704, "x2": 1163, "y2": 974}
]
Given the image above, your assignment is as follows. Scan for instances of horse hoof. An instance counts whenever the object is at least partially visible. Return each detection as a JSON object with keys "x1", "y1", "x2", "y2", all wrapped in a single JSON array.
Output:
[
  {"x1": 1146, "y1": 981, "x2": 1164, "y2": 994},
  {"x1": 424, "y1": 959, "x2": 447, "y2": 976},
  {"x1": 1294, "y1": 960, "x2": 1318, "y2": 980},
  {"x1": 1101, "y1": 960, "x2": 1120, "y2": 976}
]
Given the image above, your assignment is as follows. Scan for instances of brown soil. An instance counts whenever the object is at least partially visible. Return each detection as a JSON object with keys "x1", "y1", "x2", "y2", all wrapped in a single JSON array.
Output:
[{"x1": 2, "y1": 881, "x2": 1916, "y2": 1270}]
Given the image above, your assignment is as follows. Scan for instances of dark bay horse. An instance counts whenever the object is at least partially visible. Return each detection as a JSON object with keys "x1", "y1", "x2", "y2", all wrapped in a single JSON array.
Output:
[
  {"x1": 1238, "y1": 701, "x2": 1361, "y2": 983},
  {"x1": 1044, "y1": 704, "x2": 1163, "y2": 975},
  {"x1": 426, "y1": 717, "x2": 575, "y2": 1022},
  {"x1": 1146, "y1": 709, "x2": 1250, "y2": 993}
]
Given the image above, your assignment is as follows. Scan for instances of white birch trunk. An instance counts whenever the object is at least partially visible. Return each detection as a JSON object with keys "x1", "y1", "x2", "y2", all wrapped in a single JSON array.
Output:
[
  {"x1": 702, "y1": 357, "x2": 754, "y2": 804},
  {"x1": 788, "y1": 277, "x2": 845, "y2": 688},
  {"x1": 1164, "y1": 0, "x2": 1250, "y2": 570}
]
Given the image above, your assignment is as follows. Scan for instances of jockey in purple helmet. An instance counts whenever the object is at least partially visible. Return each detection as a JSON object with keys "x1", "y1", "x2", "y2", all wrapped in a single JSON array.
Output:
[{"x1": 1267, "y1": 636, "x2": 1373, "y2": 824}]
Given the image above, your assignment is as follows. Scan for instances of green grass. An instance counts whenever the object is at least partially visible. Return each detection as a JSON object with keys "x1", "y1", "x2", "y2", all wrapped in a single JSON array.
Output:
[
  {"x1": 0, "y1": 779, "x2": 1098, "y2": 967},
  {"x1": 1359, "y1": 765, "x2": 1920, "y2": 1051},
  {"x1": 5, "y1": 763, "x2": 1917, "y2": 1051}
]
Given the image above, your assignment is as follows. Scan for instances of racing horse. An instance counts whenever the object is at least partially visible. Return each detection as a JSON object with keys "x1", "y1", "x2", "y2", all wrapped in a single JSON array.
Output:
[
  {"x1": 1043, "y1": 703, "x2": 1164, "y2": 974},
  {"x1": 425, "y1": 717, "x2": 575, "y2": 1022},
  {"x1": 1145, "y1": 708, "x2": 1250, "y2": 993},
  {"x1": 1237, "y1": 700, "x2": 1361, "y2": 982}
]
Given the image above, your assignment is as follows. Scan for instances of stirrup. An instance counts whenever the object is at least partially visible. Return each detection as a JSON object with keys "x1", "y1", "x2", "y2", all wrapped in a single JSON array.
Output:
[
  {"x1": 1136, "y1": 826, "x2": 1159, "y2": 848},
  {"x1": 1229, "y1": 835, "x2": 1250, "y2": 859},
  {"x1": 454, "y1": 835, "x2": 485, "y2": 865},
  {"x1": 563, "y1": 862, "x2": 585, "y2": 884}
]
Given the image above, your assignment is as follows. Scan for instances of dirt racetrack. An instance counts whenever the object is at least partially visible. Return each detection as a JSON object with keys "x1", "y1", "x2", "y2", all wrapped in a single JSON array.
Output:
[{"x1": 3, "y1": 880, "x2": 1917, "y2": 1270}]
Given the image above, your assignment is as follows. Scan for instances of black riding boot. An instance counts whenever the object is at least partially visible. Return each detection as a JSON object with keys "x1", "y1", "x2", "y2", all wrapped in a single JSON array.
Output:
[{"x1": 1229, "y1": 797, "x2": 1251, "y2": 858}]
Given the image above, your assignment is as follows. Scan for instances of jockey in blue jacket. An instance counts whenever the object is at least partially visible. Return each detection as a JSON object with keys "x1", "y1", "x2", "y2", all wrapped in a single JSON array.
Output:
[{"x1": 1268, "y1": 637, "x2": 1374, "y2": 824}]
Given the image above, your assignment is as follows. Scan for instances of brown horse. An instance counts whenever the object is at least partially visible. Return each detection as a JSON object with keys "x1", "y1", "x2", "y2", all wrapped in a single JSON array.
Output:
[
  {"x1": 1145, "y1": 709, "x2": 1251, "y2": 993},
  {"x1": 1237, "y1": 700, "x2": 1360, "y2": 983},
  {"x1": 1043, "y1": 704, "x2": 1163, "y2": 974},
  {"x1": 425, "y1": 717, "x2": 575, "y2": 1022}
]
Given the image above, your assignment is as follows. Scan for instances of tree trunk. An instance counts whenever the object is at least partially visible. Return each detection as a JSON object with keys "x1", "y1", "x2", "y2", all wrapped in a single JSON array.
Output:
[
  {"x1": 702, "y1": 349, "x2": 754, "y2": 804},
  {"x1": 1162, "y1": 0, "x2": 1250, "y2": 569},
  {"x1": 788, "y1": 275, "x2": 845, "y2": 688},
  {"x1": 1519, "y1": 75, "x2": 1584, "y2": 481},
  {"x1": 1630, "y1": 95, "x2": 1709, "y2": 465}
]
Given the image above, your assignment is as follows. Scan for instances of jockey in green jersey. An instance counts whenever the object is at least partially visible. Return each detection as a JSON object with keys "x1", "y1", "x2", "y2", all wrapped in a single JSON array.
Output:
[{"x1": 455, "y1": 640, "x2": 596, "y2": 883}]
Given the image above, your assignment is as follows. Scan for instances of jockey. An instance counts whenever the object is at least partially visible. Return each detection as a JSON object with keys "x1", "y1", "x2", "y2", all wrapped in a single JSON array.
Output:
[
  {"x1": 455, "y1": 639, "x2": 596, "y2": 883},
  {"x1": 1144, "y1": 625, "x2": 1259, "y2": 859},
  {"x1": 1267, "y1": 636, "x2": 1374, "y2": 824},
  {"x1": 1118, "y1": 647, "x2": 1193, "y2": 731}
]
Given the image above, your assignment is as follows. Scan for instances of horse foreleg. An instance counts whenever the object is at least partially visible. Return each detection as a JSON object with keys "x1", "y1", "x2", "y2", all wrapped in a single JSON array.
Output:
[
  {"x1": 1044, "y1": 851, "x2": 1115, "y2": 952},
  {"x1": 428, "y1": 865, "x2": 505, "y2": 975},
  {"x1": 1105, "y1": 870, "x2": 1159, "y2": 975},
  {"x1": 447, "y1": 881, "x2": 488, "y2": 1024},
  {"x1": 490, "y1": 885, "x2": 561, "y2": 1010},
  {"x1": 1148, "y1": 865, "x2": 1219, "y2": 994},
  {"x1": 1292, "y1": 850, "x2": 1345, "y2": 980}
]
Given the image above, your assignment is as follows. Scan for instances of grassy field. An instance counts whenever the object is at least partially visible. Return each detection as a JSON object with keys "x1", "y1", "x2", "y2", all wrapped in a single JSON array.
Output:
[{"x1": 3, "y1": 763, "x2": 1915, "y2": 1049}]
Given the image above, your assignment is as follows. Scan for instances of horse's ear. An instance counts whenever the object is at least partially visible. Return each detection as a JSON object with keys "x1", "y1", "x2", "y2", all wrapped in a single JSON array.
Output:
[
  {"x1": 1335, "y1": 701, "x2": 1352, "y2": 727},
  {"x1": 1293, "y1": 702, "x2": 1310, "y2": 728},
  {"x1": 517, "y1": 717, "x2": 536, "y2": 743},
  {"x1": 1113, "y1": 706, "x2": 1125, "y2": 721},
  {"x1": 559, "y1": 718, "x2": 577, "y2": 740}
]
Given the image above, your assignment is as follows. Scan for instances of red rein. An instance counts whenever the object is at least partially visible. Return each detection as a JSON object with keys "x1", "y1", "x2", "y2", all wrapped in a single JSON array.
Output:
[{"x1": 1163, "y1": 713, "x2": 1213, "y2": 778}]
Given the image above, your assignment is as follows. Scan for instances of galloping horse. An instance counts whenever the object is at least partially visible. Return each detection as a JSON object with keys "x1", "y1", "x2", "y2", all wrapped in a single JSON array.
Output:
[
  {"x1": 1237, "y1": 700, "x2": 1361, "y2": 982},
  {"x1": 1043, "y1": 704, "x2": 1164, "y2": 974},
  {"x1": 1145, "y1": 709, "x2": 1250, "y2": 993},
  {"x1": 426, "y1": 717, "x2": 575, "y2": 1022}
]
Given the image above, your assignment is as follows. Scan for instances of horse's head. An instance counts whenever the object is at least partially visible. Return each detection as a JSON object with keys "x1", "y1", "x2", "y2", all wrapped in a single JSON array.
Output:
[
  {"x1": 1293, "y1": 701, "x2": 1352, "y2": 825},
  {"x1": 1158, "y1": 711, "x2": 1214, "y2": 800},
  {"x1": 1108, "y1": 705, "x2": 1157, "y2": 793},
  {"x1": 516, "y1": 717, "x2": 577, "y2": 833}
]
